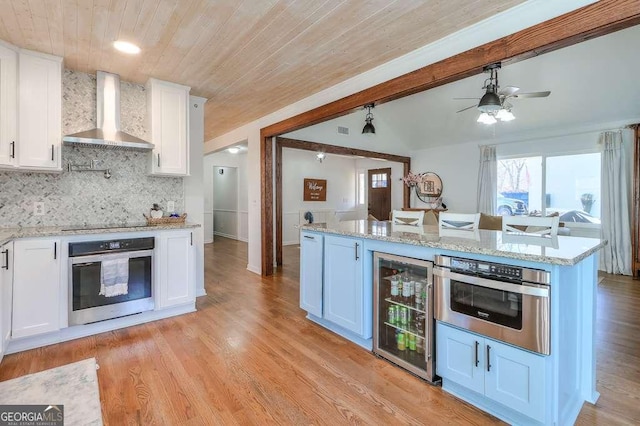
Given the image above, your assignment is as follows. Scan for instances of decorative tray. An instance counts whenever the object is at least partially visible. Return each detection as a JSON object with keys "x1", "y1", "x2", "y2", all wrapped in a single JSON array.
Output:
[{"x1": 143, "y1": 213, "x2": 187, "y2": 225}]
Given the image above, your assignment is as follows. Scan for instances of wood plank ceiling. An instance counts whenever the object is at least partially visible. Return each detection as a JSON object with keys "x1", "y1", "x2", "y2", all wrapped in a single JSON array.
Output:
[{"x1": 0, "y1": 0, "x2": 525, "y2": 141}]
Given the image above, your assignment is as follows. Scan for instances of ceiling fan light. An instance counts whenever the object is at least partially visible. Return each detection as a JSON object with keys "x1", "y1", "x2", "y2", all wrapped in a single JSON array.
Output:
[
  {"x1": 477, "y1": 113, "x2": 497, "y2": 124},
  {"x1": 477, "y1": 91, "x2": 502, "y2": 113},
  {"x1": 316, "y1": 152, "x2": 326, "y2": 162},
  {"x1": 496, "y1": 109, "x2": 515, "y2": 121}
]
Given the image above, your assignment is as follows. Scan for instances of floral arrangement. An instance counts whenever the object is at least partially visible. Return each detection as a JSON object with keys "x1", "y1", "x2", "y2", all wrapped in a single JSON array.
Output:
[{"x1": 402, "y1": 171, "x2": 422, "y2": 187}]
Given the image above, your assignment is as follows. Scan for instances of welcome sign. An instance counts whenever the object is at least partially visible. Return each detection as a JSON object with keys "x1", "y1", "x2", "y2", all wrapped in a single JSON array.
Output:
[{"x1": 303, "y1": 178, "x2": 327, "y2": 201}]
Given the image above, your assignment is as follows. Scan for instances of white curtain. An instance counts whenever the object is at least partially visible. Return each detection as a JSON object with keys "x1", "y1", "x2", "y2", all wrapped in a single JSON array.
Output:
[
  {"x1": 477, "y1": 145, "x2": 497, "y2": 215},
  {"x1": 600, "y1": 131, "x2": 631, "y2": 275}
]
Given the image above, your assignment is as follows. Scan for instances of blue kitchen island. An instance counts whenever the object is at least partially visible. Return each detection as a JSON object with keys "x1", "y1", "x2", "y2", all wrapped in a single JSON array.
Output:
[{"x1": 299, "y1": 220, "x2": 606, "y2": 426}]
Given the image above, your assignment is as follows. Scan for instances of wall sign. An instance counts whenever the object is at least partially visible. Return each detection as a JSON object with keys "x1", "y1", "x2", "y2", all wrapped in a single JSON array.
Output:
[{"x1": 303, "y1": 178, "x2": 327, "y2": 201}]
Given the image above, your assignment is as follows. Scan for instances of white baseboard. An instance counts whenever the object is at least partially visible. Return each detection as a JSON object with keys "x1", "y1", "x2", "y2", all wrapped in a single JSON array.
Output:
[
  {"x1": 283, "y1": 240, "x2": 299, "y2": 246},
  {"x1": 214, "y1": 231, "x2": 238, "y2": 240},
  {"x1": 246, "y1": 263, "x2": 261, "y2": 275},
  {"x1": 204, "y1": 238, "x2": 213, "y2": 244},
  {"x1": 196, "y1": 288, "x2": 207, "y2": 297}
]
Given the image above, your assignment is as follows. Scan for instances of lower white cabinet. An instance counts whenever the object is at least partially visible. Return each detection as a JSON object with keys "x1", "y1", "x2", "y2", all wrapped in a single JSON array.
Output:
[
  {"x1": 436, "y1": 322, "x2": 546, "y2": 422},
  {"x1": 0, "y1": 242, "x2": 13, "y2": 361},
  {"x1": 156, "y1": 230, "x2": 195, "y2": 308},
  {"x1": 300, "y1": 232, "x2": 323, "y2": 317},
  {"x1": 323, "y1": 235, "x2": 364, "y2": 335},
  {"x1": 12, "y1": 238, "x2": 61, "y2": 339}
]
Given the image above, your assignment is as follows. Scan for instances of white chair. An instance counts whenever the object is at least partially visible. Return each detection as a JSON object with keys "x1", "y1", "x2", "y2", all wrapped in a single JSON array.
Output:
[
  {"x1": 438, "y1": 212, "x2": 481, "y2": 231},
  {"x1": 502, "y1": 215, "x2": 560, "y2": 236},
  {"x1": 391, "y1": 209, "x2": 424, "y2": 226}
]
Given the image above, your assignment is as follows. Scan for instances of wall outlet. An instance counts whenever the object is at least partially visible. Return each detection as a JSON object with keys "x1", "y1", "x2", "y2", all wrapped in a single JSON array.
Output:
[
  {"x1": 34, "y1": 202, "x2": 45, "y2": 216},
  {"x1": 167, "y1": 201, "x2": 175, "y2": 212}
]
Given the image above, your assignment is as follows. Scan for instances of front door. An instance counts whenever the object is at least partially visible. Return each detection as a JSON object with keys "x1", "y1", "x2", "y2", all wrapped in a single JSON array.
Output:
[{"x1": 368, "y1": 168, "x2": 392, "y2": 221}]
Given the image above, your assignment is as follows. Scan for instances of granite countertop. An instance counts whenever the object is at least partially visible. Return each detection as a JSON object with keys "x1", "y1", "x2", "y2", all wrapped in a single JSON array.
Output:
[
  {"x1": 300, "y1": 220, "x2": 607, "y2": 266},
  {"x1": 0, "y1": 222, "x2": 200, "y2": 245}
]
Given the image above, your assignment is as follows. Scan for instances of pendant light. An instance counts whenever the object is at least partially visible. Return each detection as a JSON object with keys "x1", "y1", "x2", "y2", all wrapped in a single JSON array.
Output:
[{"x1": 362, "y1": 104, "x2": 376, "y2": 134}]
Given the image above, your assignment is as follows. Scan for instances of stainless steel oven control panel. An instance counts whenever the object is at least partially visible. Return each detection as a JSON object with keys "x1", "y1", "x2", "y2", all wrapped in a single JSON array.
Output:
[{"x1": 437, "y1": 255, "x2": 549, "y2": 285}]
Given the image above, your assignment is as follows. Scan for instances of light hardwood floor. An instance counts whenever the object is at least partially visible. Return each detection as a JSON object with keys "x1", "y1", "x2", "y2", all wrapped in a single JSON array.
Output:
[{"x1": 1, "y1": 237, "x2": 639, "y2": 425}]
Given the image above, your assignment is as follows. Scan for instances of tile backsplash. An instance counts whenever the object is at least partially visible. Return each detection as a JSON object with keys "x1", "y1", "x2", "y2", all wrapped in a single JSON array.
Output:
[{"x1": 0, "y1": 70, "x2": 183, "y2": 227}]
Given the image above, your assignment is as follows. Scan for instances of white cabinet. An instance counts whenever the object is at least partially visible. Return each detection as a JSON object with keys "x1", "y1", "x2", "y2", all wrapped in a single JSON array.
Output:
[
  {"x1": 147, "y1": 78, "x2": 190, "y2": 176},
  {"x1": 12, "y1": 238, "x2": 61, "y2": 339},
  {"x1": 156, "y1": 231, "x2": 195, "y2": 308},
  {"x1": 300, "y1": 232, "x2": 323, "y2": 317},
  {"x1": 17, "y1": 50, "x2": 62, "y2": 171},
  {"x1": 0, "y1": 43, "x2": 17, "y2": 168},
  {"x1": 436, "y1": 322, "x2": 546, "y2": 422},
  {"x1": 0, "y1": 242, "x2": 13, "y2": 362},
  {"x1": 323, "y1": 235, "x2": 364, "y2": 335}
]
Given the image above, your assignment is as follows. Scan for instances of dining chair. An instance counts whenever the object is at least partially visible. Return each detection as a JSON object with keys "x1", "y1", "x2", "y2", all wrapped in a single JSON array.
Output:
[
  {"x1": 391, "y1": 209, "x2": 425, "y2": 226},
  {"x1": 502, "y1": 215, "x2": 560, "y2": 236},
  {"x1": 438, "y1": 212, "x2": 481, "y2": 231}
]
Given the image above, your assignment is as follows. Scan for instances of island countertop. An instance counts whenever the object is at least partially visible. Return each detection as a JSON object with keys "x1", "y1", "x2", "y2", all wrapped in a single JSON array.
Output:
[{"x1": 300, "y1": 220, "x2": 606, "y2": 266}]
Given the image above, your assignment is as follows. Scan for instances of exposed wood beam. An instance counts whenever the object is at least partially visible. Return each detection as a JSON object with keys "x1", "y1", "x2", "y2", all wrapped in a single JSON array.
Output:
[
  {"x1": 276, "y1": 137, "x2": 412, "y2": 164},
  {"x1": 260, "y1": 0, "x2": 640, "y2": 276}
]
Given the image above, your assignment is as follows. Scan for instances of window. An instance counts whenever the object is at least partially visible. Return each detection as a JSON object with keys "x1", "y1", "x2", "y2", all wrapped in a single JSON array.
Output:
[
  {"x1": 371, "y1": 173, "x2": 388, "y2": 188},
  {"x1": 357, "y1": 171, "x2": 365, "y2": 205},
  {"x1": 497, "y1": 152, "x2": 601, "y2": 232}
]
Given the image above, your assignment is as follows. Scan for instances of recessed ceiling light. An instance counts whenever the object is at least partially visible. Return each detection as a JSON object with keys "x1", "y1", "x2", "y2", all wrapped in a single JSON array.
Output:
[
  {"x1": 113, "y1": 40, "x2": 141, "y2": 54},
  {"x1": 227, "y1": 147, "x2": 240, "y2": 154}
]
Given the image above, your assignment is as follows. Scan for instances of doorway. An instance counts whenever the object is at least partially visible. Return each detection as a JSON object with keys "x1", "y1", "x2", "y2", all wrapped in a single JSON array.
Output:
[{"x1": 368, "y1": 167, "x2": 392, "y2": 221}]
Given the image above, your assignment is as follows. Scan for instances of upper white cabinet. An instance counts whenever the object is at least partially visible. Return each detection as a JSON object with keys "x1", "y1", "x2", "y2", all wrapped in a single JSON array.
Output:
[
  {"x1": 156, "y1": 230, "x2": 196, "y2": 309},
  {"x1": 17, "y1": 50, "x2": 62, "y2": 171},
  {"x1": 147, "y1": 78, "x2": 190, "y2": 176},
  {"x1": 0, "y1": 43, "x2": 17, "y2": 168},
  {"x1": 12, "y1": 238, "x2": 61, "y2": 339}
]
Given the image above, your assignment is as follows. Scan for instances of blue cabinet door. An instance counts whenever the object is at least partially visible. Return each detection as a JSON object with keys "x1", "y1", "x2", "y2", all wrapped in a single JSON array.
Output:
[
  {"x1": 300, "y1": 232, "x2": 323, "y2": 317},
  {"x1": 436, "y1": 323, "x2": 484, "y2": 394},
  {"x1": 484, "y1": 338, "x2": 546, "y2": 423},
  {"x1": 323, "y1": 235, "x2": 364, "y2": 335}
]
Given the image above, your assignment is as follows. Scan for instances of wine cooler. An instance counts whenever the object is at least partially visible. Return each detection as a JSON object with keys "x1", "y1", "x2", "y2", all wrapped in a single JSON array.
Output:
[{"x1": 373, "y1": 252, "x2": 438, "y2": 383}]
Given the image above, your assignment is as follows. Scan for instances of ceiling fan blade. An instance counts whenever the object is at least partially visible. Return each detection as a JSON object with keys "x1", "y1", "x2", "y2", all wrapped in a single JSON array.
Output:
[
  {"x1": 514, "y1": 91, "x2": 551, "y2": 98},
  {"x1": 499, "y1": 86, "x2": 520, "y2": 96},
  {"x1": 453, "y1": 97, "x2": 480, "y2": 100},
  {"x1": 456, "y1": 104, "x2": 477, "y2": 113}
]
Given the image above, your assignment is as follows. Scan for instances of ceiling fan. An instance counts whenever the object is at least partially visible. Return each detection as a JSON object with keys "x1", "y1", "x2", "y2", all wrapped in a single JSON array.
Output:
[{"x1": 455, "y1": 63, "x2": 551, "y2": 123}]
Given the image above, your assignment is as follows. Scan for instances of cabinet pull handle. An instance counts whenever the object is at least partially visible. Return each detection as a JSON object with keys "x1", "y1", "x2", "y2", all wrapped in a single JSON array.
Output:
[
  {"x1": 1, "y1": 249, "x2": 8, "y2": 270},
  {"x1": 474, "y1": 341, "x2": 479, "y2": 367},
  {"x1": 157, "y1": 153, "x2": 161, "y2": 167},
  {"x1": 10, "y1": 141, "x2": 15, "y2": 159},
  {"x1": 51, "y1": 145, "x2": 54, "y2": 161},
  {"x1": 190, "y1": 232, "x2": 193, "y2": 246},
  {"x1": 486, "y1": 345, "x2": 491, "y2": 372},
  {"x1": 355, "y1": 242, "x2": 359, "y2": 260},
  {"x1": 54, "y1": 242, "x2": 57, "y2": 260},
  {"x1": 303, "y1": 235, "x2": 314, "y2": 240}
]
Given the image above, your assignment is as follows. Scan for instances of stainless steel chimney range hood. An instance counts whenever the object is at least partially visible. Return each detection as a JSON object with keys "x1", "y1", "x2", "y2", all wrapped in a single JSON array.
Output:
[{"x1": 63, "y1": 71, "x2": 154, "y2": 151}]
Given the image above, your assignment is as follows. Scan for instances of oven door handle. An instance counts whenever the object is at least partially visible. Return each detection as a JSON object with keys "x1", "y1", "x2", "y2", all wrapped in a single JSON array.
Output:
[
  {"x1": 433, "y1": 267, "x2": 549, "y2": 297},
  {"x1": 69, "y1": 249, "x2": 154, "y2": 264}
]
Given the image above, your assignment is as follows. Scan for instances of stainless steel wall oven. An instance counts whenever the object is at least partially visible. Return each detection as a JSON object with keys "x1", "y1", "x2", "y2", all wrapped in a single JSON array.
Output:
[
  {"x1": 69, "y1": 237, "x2": 154, "y2": 325},
  {"x1": 434, "y1": 255, "x2": 550, "y2": 355}
]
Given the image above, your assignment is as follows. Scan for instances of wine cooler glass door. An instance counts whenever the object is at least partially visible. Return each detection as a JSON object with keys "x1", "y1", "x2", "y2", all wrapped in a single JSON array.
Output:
[{"x1": 373, "y1": 252, "x2": 436, "y2": 382}]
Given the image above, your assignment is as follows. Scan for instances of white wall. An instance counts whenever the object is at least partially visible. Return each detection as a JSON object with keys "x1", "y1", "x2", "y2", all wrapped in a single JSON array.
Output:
[
  {"x1": 203, "y1": 2, "x2": 596, "y2": 274},
  {"x1": 184, "y1": 96, "x2": 207, "y2": 297},
  {"x1": 282, "y1": 149, "x2": 357, "y2": 245},
  {"x1": 204, "y1": 151, "x2": 249, "y2": 245},
  {"x1": 212, "y1": 166, "x2": 239, "y2": 239}
]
